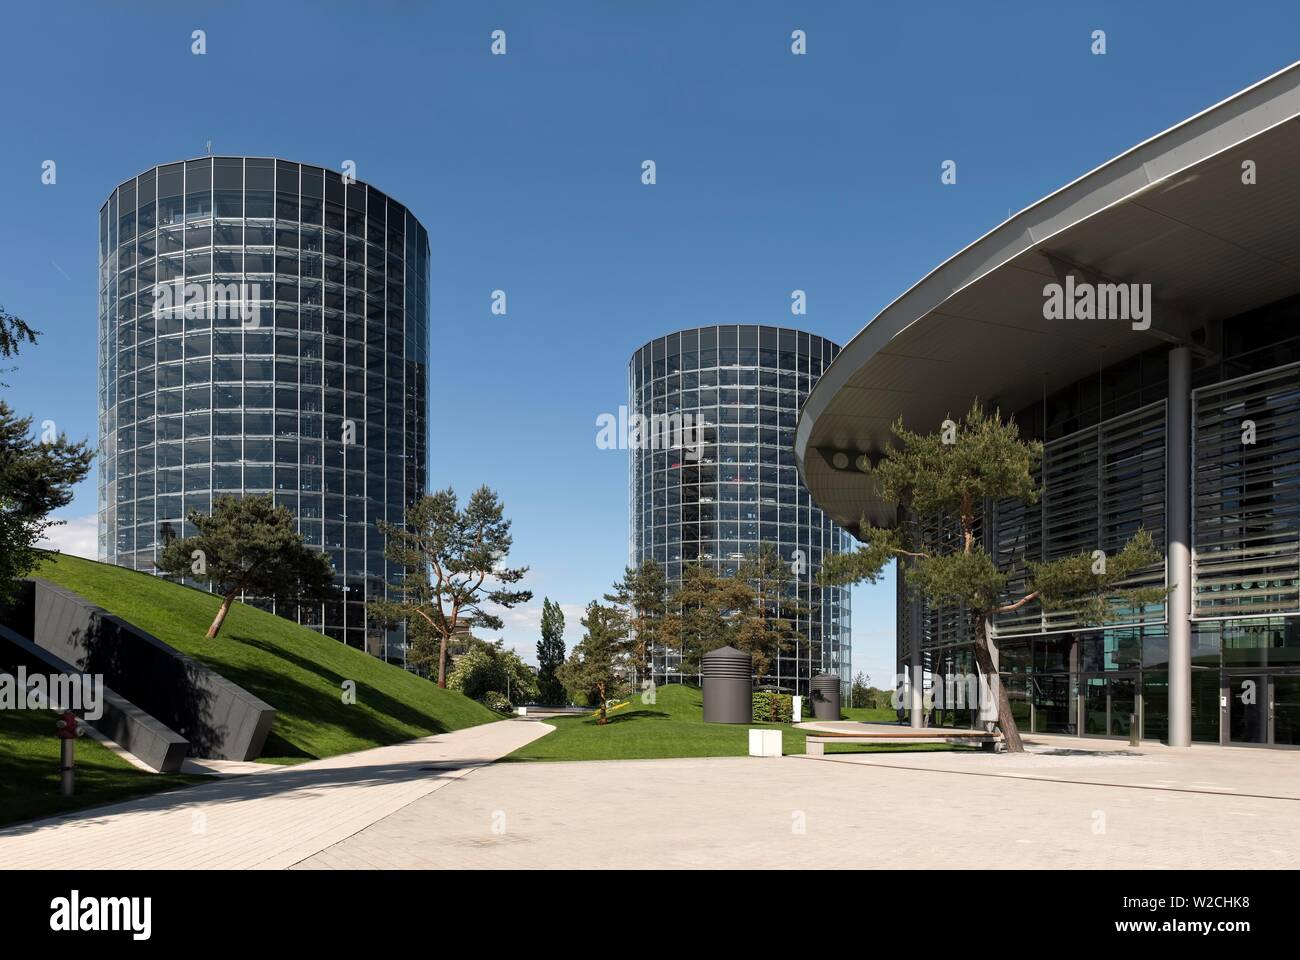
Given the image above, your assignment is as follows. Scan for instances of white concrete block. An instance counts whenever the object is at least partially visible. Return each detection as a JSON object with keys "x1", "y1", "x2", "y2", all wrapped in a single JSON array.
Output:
[{"x1": 748, "y1": 728, "x2": 783, "y2": 757}]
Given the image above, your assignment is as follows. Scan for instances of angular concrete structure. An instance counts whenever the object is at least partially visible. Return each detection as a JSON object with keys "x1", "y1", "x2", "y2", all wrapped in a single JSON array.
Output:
[
  {"x1": 3, "y1": 579, "x2": 275, "y2": 761},
  {"x1": 0, "y1": 623, "x2": 189, "y2": 772}
]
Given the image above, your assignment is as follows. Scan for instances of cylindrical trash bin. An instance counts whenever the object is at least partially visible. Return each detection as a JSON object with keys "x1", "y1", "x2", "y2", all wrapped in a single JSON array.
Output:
[
  {"x1": 702, "y1": 646, "x2": 752, "y2": 723},
  {"x1": 810, "y1": 674, "x2": 841, "y2": 721}
]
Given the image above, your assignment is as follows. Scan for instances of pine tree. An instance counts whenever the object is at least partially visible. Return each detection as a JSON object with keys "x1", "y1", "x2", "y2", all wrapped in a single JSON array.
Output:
[
  {"x1": 604, "y1": 559, "x2": 667, "y2": 686},
  {"x1": 820, "y1": 401, "x2": 1165, "y2": 752},
  {"x1": 371, "y1": 486, "x2": 531, "y2": 687},
  {"x1": 661, "y1": 562, "x2": 755, "y2": 677},
  {"x1": 157, "y1": 494, "x2": 336, "y2": 639},
  {"x1": 733, "y1": 543, "x2": 808, "y2": 683}
]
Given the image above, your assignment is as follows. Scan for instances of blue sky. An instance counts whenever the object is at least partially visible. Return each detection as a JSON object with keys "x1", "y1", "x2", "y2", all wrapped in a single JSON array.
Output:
[{"x1": 2, "y1": 1, "x2": 1297, "y2": 683}]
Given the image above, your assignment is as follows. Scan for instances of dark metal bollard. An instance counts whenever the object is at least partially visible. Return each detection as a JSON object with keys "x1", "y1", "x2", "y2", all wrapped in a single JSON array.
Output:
[{"x1": 1129, "y1": 713, "x2": 1139, "y2": 747}]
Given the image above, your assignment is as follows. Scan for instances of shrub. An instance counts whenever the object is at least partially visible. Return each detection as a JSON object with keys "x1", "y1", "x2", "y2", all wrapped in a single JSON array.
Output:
[
  {"x1": 479, "y1": 691, "x2": 513, "y2": 714},
  {"x1": 752, "y1": 691, "x2": 793, "y2": 723}
]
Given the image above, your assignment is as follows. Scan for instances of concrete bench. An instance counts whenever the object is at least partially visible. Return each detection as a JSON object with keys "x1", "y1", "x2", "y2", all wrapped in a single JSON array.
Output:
[{"x1": 805, "y1": 729, "x2": 1003, "y2": 755}]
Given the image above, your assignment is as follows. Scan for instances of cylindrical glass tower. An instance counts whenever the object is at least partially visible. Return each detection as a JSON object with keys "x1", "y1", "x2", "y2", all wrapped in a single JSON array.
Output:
[
  {"x1": 628, "y1": 325, "x2": 852, "y2": 696},
  {"x1": 98, "y1": 157, "x2": 428, "y2": 661}
]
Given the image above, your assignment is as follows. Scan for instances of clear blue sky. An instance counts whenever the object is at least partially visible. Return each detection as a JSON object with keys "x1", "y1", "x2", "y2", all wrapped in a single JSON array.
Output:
[{"x1": 2, "y1": 1, "x2": 1297, "y2": 683}]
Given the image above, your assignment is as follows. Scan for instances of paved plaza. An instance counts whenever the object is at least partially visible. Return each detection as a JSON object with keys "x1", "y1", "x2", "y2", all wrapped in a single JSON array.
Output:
[
  {"x1": 293, "y1": 736, "x2": 1300, "y2": 870},
  {"x1": 5, "y1": 722, "x2": 1298, "y2": 869}
]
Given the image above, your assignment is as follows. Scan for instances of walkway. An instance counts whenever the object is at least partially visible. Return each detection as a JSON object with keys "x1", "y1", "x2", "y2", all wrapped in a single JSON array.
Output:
[
  {"x1": 0, "y1": 719, "x2": 551, "y2": 869},
  {"x1": 292, "y1": 736, "x2": 1300, "y2": 869}
]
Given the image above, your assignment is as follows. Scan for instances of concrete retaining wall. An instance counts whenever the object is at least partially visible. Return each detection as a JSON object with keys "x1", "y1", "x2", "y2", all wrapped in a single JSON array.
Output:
[
  {"x1": 1, "y1": 579, "x2": 276, "y2": 761},
  {"x1": 0, "y1": 622, "x2": 190, "y2": 772}
]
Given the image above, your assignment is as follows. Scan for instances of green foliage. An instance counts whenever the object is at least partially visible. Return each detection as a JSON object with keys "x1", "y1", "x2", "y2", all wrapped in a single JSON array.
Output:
[
  {"x1": 478, "y1": 691, "x2": 513, "y2": 714},
  {"x1": 850, "y1": 671, "x2": 891, "y2": 709},
  {"x1": 157, "y1": 493, "x2": 335, "y2": 639},
  {"x1": 733, "y1": 544, "x2": 808, "y2": 680},
  {"x1": 752, "y1": 690, "x2": 794, "y2": 723},
  {"x1": 818, "y1": 402, "x2": 1169, "y2": 753},
  {"x1": 1030, "y1": 527, "x2": 1168, "y2": 623},
  {"x1": 605, "y1": 559, "x2": 667, "y2": 680},
  {"x1": 372, "y1": 485, "x2": 531, "y2": 687},
  {"x1": 872, "y1": 400, "x2": 1041, "y2": 518},
  {"x1": 448, "y1": 638, "x2": 537, "y2": 706},
  {"x1": 0, "y1": 403, "x2": 93, "y2": 604},
  {"x1": 661, "y1": 561, "x2": 754, "y2": 674},
  {"x1": 0, "y1": 305, "x2": 38, "y2": 373},
  {"x1": 820, "y1": 402, "x2": 1167, "y2": 630},
  {"x1": 0, "y1": 308, "x2": 93, "y2": 604},
  {"x1": 556, "y1": 601, "x2": 629, "y2": 723},
  {"x1": 536, "y1": 597, "x2": 567, "y2": 704},
  {"x1": 910, "y1": 548, "x2": 1007, "y2": 613}
]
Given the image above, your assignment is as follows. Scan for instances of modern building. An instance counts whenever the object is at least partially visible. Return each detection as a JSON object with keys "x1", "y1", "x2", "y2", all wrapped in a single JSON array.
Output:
[
  {"x1": 629, "y1": 325, "x2": 852, "y2": 696},
  {"x1": 98, "y1": 157, "x2": 428, "y2": 661},
  {"x1": 796, "y1": 63, "x2": 1300, "y2": 748}
]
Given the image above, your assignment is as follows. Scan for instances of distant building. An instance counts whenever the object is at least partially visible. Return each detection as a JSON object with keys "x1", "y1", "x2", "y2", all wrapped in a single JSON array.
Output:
[
  {"x1": 98, "y1": 157, "x2": 429, "y2": 663},
  {"x1": 629, "y1": 325, "x2": 852, "y2": 697}
]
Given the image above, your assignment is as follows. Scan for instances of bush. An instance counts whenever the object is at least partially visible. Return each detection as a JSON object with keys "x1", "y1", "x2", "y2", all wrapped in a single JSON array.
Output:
[
  {"x1": 479, "y1": 691, "x2": 513, "y2": 714},
  {"x1": 448, "y1": 643, "x2": 537, "y2": 705},
  {"x1": 752, "y1": 691, "x2": 793, "y2": 723}
]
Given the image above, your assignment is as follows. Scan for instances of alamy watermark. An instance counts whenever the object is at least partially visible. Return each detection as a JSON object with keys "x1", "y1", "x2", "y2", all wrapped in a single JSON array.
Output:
[
  {"x1": 0, "y1": 667, "x2": 104, "y2": 721},
  {"x1": 1042, "y1": 275, "x2": 1151, "y2": 331},
  {"x1": 893, "y1": 670, "x2": 998, "y2": 713},
  {"x1": 153, "y1": 280, "x2": 263, "y2": 327},
  {"x1": 596, "y1": 405, "x2": 705, "y2": 460}
]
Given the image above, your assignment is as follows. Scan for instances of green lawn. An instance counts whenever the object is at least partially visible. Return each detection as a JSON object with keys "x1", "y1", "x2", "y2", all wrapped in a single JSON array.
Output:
[
  {"x1": 31, "y1": 552, "x2": 501, "y2": 763},
  {"x1": 0, "y1": 707, "x2": 203, "y2": 828},
  {"x1": 842, "y1": 706, "x2": 903, "y2": 723},
  {"x1": 505, "y1": 685, "x2": 970, "y2": 762}
]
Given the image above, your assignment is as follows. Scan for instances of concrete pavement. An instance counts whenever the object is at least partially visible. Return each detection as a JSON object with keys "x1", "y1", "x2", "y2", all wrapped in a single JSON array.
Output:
[
  {"x1": 293, "y1": 737, "x2": 1300, "y2": 870},
  {"x1": 0, "y1": 718, "x2": 552, "y2": 869},
  {"x1": 8, "y1": 721, "x2": 1300, "y2": 869}
]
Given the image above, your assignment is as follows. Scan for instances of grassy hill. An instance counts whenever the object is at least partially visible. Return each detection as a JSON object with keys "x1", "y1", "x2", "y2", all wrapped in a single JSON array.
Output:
[
  {"x1": 506, "y1": 684, "x2": 967, "y2": 762},
  {"x1": 30, "y1": 552, "x2": 500, "y2": 763},
  {"x1": 0, "y1": 707, "x2": 202, "y2": 828}
]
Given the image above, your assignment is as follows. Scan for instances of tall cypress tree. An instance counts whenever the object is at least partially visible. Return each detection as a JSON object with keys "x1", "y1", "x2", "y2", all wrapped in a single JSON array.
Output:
[{"x1": 537, "y1": 597, "x2": 567, "y2": 704}]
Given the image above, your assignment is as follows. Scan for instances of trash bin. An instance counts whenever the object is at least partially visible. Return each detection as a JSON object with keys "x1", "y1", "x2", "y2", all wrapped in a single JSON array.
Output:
[
  {"x1": 702, "y1": 646, "x2": 752, "y2": 723},
  {"x1": 810, "y1": 674, "x2": 841, "y2": 721}
]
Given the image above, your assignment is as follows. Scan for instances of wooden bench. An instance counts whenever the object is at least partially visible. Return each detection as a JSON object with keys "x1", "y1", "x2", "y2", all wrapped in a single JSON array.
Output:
[{"x1": 805, "y1": 729, "x2": 1003, "y2": 755}]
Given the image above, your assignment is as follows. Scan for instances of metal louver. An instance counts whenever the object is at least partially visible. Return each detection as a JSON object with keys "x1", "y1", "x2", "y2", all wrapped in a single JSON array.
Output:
[
  {"x1": 1192, "y1": 362, "x2": 1300, "y2": 618},
  {"x1": 990, "y1": 400, "x2": 1167, "y2": 639}
]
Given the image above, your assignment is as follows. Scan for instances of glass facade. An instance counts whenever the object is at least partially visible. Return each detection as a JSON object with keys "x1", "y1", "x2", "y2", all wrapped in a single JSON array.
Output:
[
  {"x1": 98, "y1": 158, "x2": 429, "y2": 661},
  {"x1": 901, "y1": 301, "x2": 1300, "y2": 746},
  {"x1": 628, "y1": 325, "x2": 852, "y2": 696}
]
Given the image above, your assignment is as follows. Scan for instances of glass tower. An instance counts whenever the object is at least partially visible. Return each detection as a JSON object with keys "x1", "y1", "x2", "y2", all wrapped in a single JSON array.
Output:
[
  {"x1": 628, "y1": 325, "x2": 852, "y2": 696},
  {"x1": 98, "y1": 157, "x2": 429, "y2": 662}
]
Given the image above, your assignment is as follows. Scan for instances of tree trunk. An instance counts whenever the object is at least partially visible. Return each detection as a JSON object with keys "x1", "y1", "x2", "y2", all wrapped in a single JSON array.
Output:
[
  {"x1": 596, "y1": 682, "x2": 607, "y2": 724},
  {"x1": 971, "y1": 616, "x2": 1024, "y2": 753},
  {"x1": 437, "y1": 632, "x2": 449, "y2": 688},
  {"x1": 206, "y1": 590, "x2": 238, "y2": 640}
]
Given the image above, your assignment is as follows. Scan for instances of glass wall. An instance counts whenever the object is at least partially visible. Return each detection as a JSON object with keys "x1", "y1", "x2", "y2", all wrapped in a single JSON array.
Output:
[
  {"x1": 628, "y1": 325, "x2": 852, "y2": 696},
  {"x1": 98, "y1": 158, "x2": 429, "y2": 662}
]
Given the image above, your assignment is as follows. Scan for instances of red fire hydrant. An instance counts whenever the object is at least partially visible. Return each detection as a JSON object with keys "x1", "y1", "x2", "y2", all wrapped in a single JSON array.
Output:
[{"x1": 55, "y1": 710, "x2": 82, "y2": 798}]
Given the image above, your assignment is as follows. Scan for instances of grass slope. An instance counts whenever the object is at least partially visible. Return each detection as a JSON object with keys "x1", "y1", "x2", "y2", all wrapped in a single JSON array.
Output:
[
  {"x1": 32, "y1": 553, "x2": 500, "y2": 763},
  {"x1": 506, "y1": 685, "x2": 969, "y2": 762},
  {"x1": 0, "y1": 707, "x2": 202, "y2": 828}
]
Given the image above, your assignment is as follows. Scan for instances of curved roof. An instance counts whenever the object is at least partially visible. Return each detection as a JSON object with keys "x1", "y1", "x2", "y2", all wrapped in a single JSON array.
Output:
[{"x1": 796, "y1": 60, "x2": 1300, "y2": 533}]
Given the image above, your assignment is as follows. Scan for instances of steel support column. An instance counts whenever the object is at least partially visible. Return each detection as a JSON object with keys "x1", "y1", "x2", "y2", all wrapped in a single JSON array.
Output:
[{"x1": 1167, "y1": 346, "x2": 1193, "y2": 747}]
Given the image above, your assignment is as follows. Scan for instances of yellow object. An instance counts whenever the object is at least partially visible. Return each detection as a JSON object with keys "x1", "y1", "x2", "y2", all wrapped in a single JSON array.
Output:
[{"x1": 591, "y1": 700, "x2": 630, "y2": 718}]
